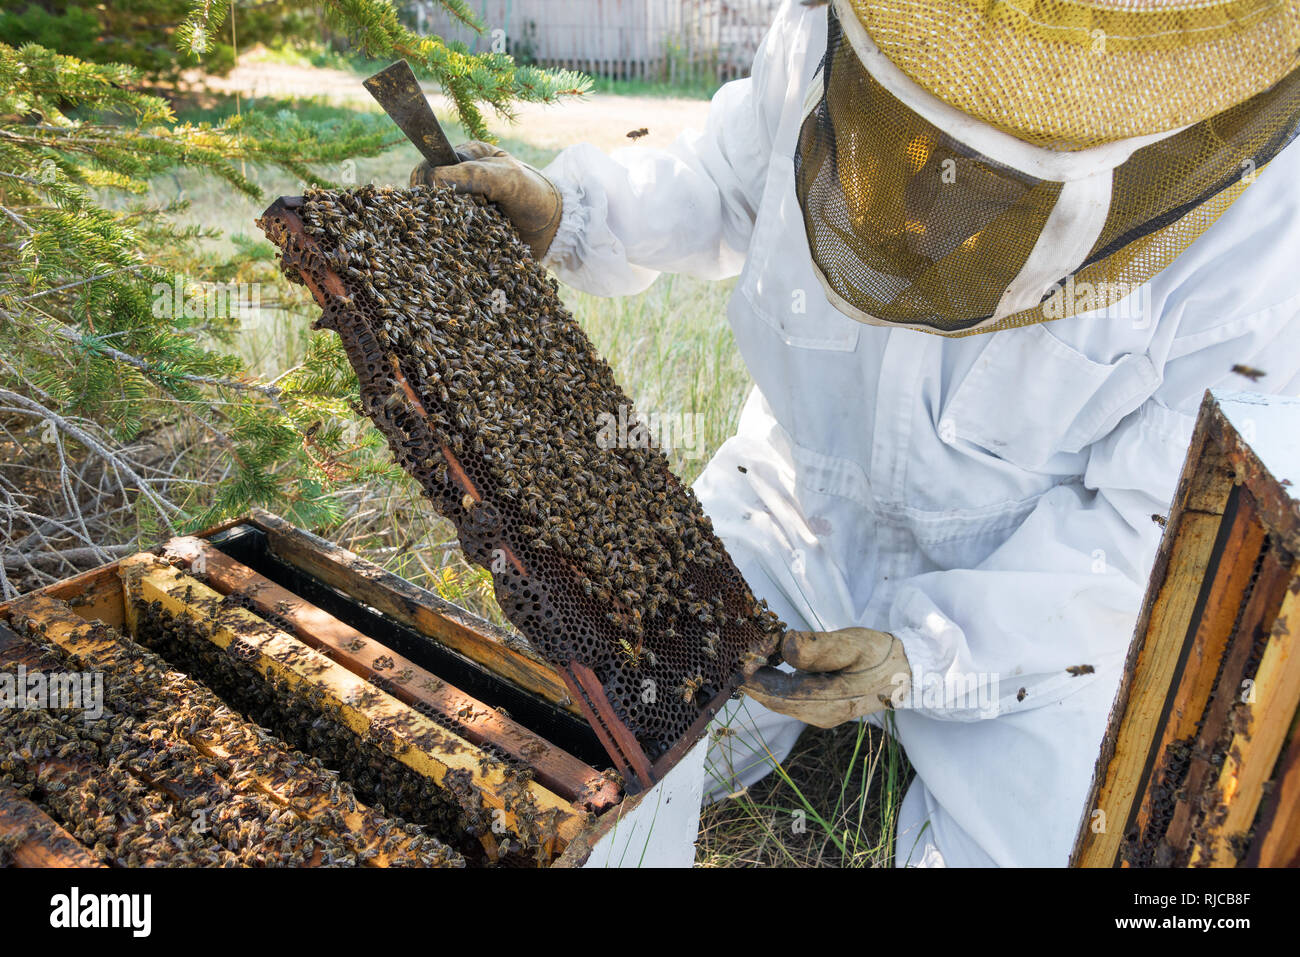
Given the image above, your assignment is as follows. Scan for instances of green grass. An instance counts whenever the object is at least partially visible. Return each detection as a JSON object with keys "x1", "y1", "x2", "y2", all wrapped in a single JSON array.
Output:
[
  {"x1": 164, "y1": 96, "x2": 556, "y2": 234},
  {"x1": 272, "y1": 43, "x2": 392, "y2": 76},
  {"x1": 558, "y1": 275, "x2": 748, "y2": 485},
  {"x1": 585, "y1": 75, "x2": 718, "y2": 101}
]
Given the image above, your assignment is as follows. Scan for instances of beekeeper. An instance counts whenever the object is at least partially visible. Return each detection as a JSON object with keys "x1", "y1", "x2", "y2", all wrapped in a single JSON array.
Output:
[{"x1": 413, "y1": 0, "x2": 1300, "y2": 866}]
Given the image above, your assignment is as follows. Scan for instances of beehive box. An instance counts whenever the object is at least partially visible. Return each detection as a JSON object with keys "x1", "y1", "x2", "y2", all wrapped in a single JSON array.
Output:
[
  {"x1": 1073, "y1": 390, "x2": 1300, "y2": 868},
  {"x1": 0, "y1": 509, "x2": 709, "y2": 868}
]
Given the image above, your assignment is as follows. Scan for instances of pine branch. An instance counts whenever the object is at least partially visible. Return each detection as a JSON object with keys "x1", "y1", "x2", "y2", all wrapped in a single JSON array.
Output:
[{"x1": 0, "y1": 10, "x2": 591, "y2": 579}]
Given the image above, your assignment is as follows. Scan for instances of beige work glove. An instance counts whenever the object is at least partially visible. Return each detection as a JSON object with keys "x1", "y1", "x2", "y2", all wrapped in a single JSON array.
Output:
[
  {"x1": 410, "y1": 141, "x2": 563, "y2": 260},
  {"x1": 743, "y1": 627, "x2": 911, "y2": 728}
]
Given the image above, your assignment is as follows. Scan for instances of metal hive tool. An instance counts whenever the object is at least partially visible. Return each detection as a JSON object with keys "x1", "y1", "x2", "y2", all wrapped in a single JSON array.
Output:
[{"x1": 257, "y1": 182, "x2": 783, "y2": 792}]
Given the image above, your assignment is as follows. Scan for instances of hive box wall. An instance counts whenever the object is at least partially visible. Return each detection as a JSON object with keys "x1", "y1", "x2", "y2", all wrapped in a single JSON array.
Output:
[{"x1": 1072, "y1": 390, "x2": 1300, "y2": 868}]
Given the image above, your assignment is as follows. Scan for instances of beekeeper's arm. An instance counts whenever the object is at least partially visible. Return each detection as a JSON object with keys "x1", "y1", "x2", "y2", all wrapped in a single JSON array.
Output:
[
  {"x1": 747, "y1": 301, "x2": 1300, "y2": 725},
  {"x1": 534, "y1": 61, "x2": 776, "y2": 294},
  {"x1": 411, "y1": 3, "x2": 804, "y2": 293}
]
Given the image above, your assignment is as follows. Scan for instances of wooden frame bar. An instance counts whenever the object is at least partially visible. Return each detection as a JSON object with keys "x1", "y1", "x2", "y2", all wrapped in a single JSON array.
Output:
[
  {"x1": 0, "y1": 625, "x2": 231, "y2": 866},
  {"x1": 1242, "y1": 716, "x2": 1300, "y2": 866},
  {"x1": 118, "y1": 553, "x2": 583, "y2": 852},
  {"x1": 0, "y1": 786, "x2": 103, "y2": 868},
  {"x1": 161, "y1": 534, "x2": 619, "y2": 810},
  {"x1": 246, "y1": 508, "x2": 578, "y2": 714},
  {"x1": 1072, "y1": 417, "x2": 1233, "y2": 866},
  {"x1": 1197, "y1": 580, "x2": 1300, "y2": 866}
]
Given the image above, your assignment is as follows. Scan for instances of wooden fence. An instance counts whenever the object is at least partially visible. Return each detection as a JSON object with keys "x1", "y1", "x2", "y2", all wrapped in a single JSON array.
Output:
[{"x1": 411, "y1": 0, "x2": 784, "y2": 85}]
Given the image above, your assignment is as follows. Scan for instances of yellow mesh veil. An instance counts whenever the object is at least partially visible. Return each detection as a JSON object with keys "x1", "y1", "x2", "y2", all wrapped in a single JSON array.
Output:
[{"x1": 794, "y1": 0, "x2": 1300, "y2": 335}]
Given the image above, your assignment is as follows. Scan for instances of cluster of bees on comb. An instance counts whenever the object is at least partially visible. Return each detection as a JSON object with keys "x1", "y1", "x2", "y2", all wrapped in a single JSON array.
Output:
[
  {"x1": 263, "y1": 183, "x2": 783, "y2": 761},
  {"x1": 128, "y1": 589, "x2": 563, "y2": 862},
  {"x1": 1, "y1": 608, "x2": 465, "y2": 867}
]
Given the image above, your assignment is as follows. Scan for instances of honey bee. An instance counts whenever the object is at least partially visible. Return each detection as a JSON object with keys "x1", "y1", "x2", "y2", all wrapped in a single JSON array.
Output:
[
  {"x1": 678, "y1": 673, "x2": 705, "y2": 704},
  {"x1": 1230, "y1": 364, "x2": 1266, "y2": 381}
]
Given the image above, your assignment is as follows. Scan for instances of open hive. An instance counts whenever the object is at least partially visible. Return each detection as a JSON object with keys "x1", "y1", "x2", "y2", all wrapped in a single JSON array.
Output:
[
  {"x1": 0, "y1": 513, "x2": 641, "y2": 868},
  {"x1": 1074, "y1": 391, "x2": 1300, "y2": 868},
  {"x1": 256, "y1": 183, "x2": 784, "y2": 788}
]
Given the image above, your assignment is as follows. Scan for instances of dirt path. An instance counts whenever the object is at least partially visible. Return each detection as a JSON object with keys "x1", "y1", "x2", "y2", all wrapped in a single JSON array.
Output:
[{"x1": 200, "y1": 53, "x2": 713, "y2": 154}]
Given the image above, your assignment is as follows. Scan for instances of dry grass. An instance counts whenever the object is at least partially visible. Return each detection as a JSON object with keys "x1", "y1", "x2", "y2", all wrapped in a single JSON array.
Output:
[{"x1": 698, "y1": 719, "x2": 912, "y2": 868}]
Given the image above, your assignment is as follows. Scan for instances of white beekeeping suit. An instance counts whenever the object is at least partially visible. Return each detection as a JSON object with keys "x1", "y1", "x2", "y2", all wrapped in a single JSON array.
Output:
[{"x1": 531, "y1": 0, "x2": 1300, "y2": 866}]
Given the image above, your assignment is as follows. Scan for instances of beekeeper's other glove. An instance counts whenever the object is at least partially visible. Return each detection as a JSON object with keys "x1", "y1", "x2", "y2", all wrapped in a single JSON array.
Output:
[
  {"x1": 410, "y1": 141, "x2": 562, "y2": 260},
  {"x1": 743, "y1": 627, "x2": 911, "y2": 728}
]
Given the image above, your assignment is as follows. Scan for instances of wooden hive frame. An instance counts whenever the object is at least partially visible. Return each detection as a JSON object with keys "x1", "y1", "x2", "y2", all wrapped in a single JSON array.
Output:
[
  {"x1": 0, "y1": 508, "x2": 702, "y2": 868},
  {"x1": 0, "y1": 782, "x2": 104, "y2": 868},
  {"x1": 0, "y1": 608, "x2": 462, "y2": 867},
  {"x1": 1073, "y1": 390, "x2": 1300, "y2": 868}
]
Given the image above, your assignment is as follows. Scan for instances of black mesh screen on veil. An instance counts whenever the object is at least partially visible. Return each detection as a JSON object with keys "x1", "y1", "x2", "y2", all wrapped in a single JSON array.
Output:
[{"x1": 794, "y1": 6, "x2": 1062, "y2": 334}]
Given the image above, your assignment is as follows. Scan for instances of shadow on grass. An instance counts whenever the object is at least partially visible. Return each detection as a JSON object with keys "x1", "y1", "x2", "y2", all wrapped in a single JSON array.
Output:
[{"x1": 697, "y1": 718, "x2": 914, "y2": 868}]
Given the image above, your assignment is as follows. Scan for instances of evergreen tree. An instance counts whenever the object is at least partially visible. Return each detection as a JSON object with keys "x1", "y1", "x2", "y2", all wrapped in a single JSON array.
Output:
[{"x1": 0, "y1": 2, "x2": 587, "y2": 596}]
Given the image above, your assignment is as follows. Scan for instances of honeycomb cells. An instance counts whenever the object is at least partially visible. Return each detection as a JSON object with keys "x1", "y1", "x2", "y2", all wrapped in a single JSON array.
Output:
[{"x1": 259, "y1": 184, "x2": 783, "y2": 763}]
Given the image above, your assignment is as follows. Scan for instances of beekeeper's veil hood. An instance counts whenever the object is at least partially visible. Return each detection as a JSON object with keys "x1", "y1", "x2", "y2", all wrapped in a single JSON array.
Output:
[{"x1": 796, "y1": 0, "x2": 1300, "y2": 335}]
